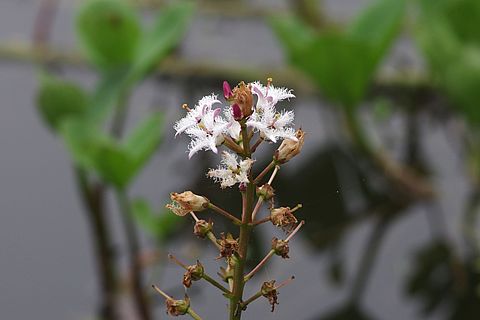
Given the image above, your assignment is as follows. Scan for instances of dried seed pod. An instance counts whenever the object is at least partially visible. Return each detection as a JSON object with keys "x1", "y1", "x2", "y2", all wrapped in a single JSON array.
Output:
[
  {"x1": 166, "y1": 191, "x2": 209, "y2": 216},
  {"x1": 271, "y1": 237, "x2": 290, "y2": 259},
  {"x1": 193, "y1": 219, "x2": 213, "y2": 239},
  {"x1": 274, "y1": 129, "x2": 305, "y2": 164},
  {"x1": 261, "y1": 280, "x2": 279, "y2": 312},
  {"x1": 217, "y1": 233, "x2": 239, "y2": 259},
  {"x1": 166, "y1": 295, "x2": 190, "y2": 316},
  {"x1": 270, "y1": 206, "x2": 299, "y2": 232},
  {"x1": 183, "y1": 261, "x2": 204, "y2": 288},
  {"x1": 257, "y1": 183, "x2": 275, "y2": 200}
]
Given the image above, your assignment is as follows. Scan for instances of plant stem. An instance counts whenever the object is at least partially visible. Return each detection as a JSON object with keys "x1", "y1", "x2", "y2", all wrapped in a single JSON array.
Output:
[
  {"x1": 187, "y1": 308, "x2": 203, "y2": 320},
  {"x1": 116, "y1": 189, "x2": 152, "y2": 320},
  {"x1": 349, "y1": 216, "x2": 390, "y2": 305},
  {"x1": 209, "y1": 203, "x2": 242, "y2": 225},
  {"x1": 229, "y1": 122, "x2": 255, "y2": 319},
  {"x1": 74, "y1": 167, "x2": 117, "y2": 320},
  {"x1": 202, "y1": 273, "x2": 232, "y2": 296},
  {"x1": 253, "y1": 161, "x2": 275, "y2": 185}
]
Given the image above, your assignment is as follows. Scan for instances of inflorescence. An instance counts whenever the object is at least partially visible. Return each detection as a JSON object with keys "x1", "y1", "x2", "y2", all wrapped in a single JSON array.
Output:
[{"x1": 154, "y1": 79, "x2": 306, "y2": 319}]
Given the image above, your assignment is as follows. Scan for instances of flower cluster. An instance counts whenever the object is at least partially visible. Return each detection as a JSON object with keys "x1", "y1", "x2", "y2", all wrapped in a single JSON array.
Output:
[
  {"x1": 174, "y1": 79, "x2": 297, "y2": 160},
  {"x1": 155, "y1": 79, "x2": 305, "y2": 319}
]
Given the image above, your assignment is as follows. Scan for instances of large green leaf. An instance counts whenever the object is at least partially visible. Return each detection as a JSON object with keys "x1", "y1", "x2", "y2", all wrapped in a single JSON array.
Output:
[
  {"x1": 36, "y1": 74, "x2": 88, "y2": 131},
  {"x1": 270, "y1": 0, "x2": 404, "y2": 108},
  {"x1": 416, "y1": 0, "x2": 480, "y2": 125},
  {"x1": 123, "y1": 113, "x2": 164, "y2": 173},
  {"x1": 76, "y1": 0, "x2": 140, "y2": 71},
  {"x1": 130, "y1": 1, "x2": 194, "y2": 81},
  {"x1": 60, "y1": 113, "x2": 163, "y2": 188},
  {"x1": 348, "y1": 0, "x2": 404, "y2": 62}
]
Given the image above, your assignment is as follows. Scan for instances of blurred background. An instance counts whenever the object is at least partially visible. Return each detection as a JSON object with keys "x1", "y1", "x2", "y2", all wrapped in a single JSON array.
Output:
[{"x1": 1, "y1": 0, "x2": 480, "y2": 319}]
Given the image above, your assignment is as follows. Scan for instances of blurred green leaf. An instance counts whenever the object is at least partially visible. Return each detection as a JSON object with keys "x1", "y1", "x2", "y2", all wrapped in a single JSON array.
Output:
[
  {"x1": 130, "y1": 1, "x2": 194, "y2": 81},
  {"x1": 270, "y1": 0, "x2": 404, "y2": 108},
  {"x1": 123, "y1": 113, "x2": 164, "y2": 172},
  {"x1": 76, "y1": 0, "x2": 140, "y2": 71},
  {"x1": 131, "y1": 199, "x2": 182, "y2": 241},
  {"x1": 36, "y1": 74, "x2": 87, "y2": 130},
  {"x1": 60, "y1": 113, "x2": 163, "y2": 188},
  {"x1": 416, "y1": 0, "x2": 480, "y2": 125}
]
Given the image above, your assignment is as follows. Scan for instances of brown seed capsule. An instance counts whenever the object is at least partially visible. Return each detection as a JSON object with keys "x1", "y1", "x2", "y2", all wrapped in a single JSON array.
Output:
[
  {"x1": 232, "y1": 81, "x2": 254, "y2": 119},
  {"x1": 217, "y1": 233, "x2": 239, "y2": 259},
  {"x1": 193, "y1": 219, "x2": 213, "y2": 239},
  {"x1": 166, "y1": 295, "x2": 190, "y2": 316},
  {"x1": 183, "y1": 261, "x2": 204, "y2": 288},
  {"x1": 271, "y1": 237, "x2": 290, "y2": 259},
  {"x1": 166, "y1": 191, "x2": 209, "y2": 216},
  {"x1": 257, "y1": 183, "x2": 275, "y2": 200},
  {"x1": 274, "y1": 129, "x2": 305, "y2": 164},
  {"x1": 270, "y1": 207, "x2": 298, "y2": 232},
  {"x1": 261, "y1": 280, "x2": 279, "y2": 312}
]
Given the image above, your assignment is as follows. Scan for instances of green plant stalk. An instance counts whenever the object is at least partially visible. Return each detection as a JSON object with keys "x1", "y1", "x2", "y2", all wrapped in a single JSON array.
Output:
[
  {"x1": 187, "y1": 308, "x2": 203, "y2": 320},
  {"x1": 75, "y1": 167, "x2": 117, "y2": 320},
  {"x1": 229, "y1": 122, "x2": 254, "y2": 320},
  {"x1": 116, "y1": 188, "x2": 152, "y2": 320}
]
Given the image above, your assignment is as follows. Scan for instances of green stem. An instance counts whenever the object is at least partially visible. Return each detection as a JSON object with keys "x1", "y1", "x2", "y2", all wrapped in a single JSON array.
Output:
[
  {"x1": 202, "y1": 273, "x2": 232, "y2": 296},
  {"x1": 116, "y1": 189, "x2": 152, "y2": 320},
  {"x1": 74, "y1": 168, "x2": 117, "y2": 320},
  {"x1": 229, "y1": 122, "x2": 255, "y2": 320},
  {"x1": 239, "y1": 290, "x2": 263, "y2": 310},
  {"x1": 187, "y1": 308, "x2": 203, "y2": 320}
]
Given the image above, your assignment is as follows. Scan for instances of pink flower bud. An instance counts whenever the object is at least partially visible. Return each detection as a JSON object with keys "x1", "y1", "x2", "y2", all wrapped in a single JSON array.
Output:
[
  {"x1": 232, "y1": 103, "x2": 243, "y2": 121},
  {"x1": 223, "y1": 81, "x2": 233, "y2": 100}
]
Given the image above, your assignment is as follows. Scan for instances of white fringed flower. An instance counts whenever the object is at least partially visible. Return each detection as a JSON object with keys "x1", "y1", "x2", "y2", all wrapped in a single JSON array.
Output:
[
  {"x1": 185, "y1": 109, "x2": 229, "y2": 158},
  {"x1": 250, "y1": 81, "x2": 295, "y2": 110},
  {"x1": 247, "y1": 82, "x2": 297, "y2": 143},
  {"x1": 174, "y1": 94, "x2": 221, "y2": 136},
  {"x1": 247, "y1": 104, "x2": 297, "y2": 143},
  {"x1": 174, "y1": 94, "x2": 230, "y2": 158},
  {"x1": 207, "y1": 151, "x2": 254, "y2": 188},
  {"x1": 224, "y1": 109, "x2": 241, "y2": 142}
]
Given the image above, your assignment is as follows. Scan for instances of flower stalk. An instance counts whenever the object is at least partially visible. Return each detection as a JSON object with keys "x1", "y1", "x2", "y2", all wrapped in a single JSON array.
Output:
[{"x1": 160, "y1": 79, "x2": 305, "y2": 319}]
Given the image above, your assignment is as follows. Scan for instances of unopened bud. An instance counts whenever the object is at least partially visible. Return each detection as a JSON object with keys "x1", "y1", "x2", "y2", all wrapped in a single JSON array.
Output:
[
  {"x1": 257, "y1": 184, "x2": 275, "y2": 200},
  {"x1": 270, "y1": 206, "x2": 299, "y2": 232},
  {"x1": 271, "y1": 237, "x2": 290, "y2": 259},
  {"x1": 183, "y1": 261, "x2": 204, "y2": 288},
  {"x1": 274, "y1": 129, "x2": 305, "y2": 164},
  {"x1": 223, "y1": 80, "x2": 233, "y2": 100},
  {"x1": 193, "y1": 219, "x2": 213, "y2": 238},
  {"x1": 232, "y1": 81, "x2": 254, "y2": 120},
  {"x1": 166, "y1": 295, "x2": 190, "y2": 316},
  {"x1": 232, "y1": 103, "x2": 242, "y2": 121},
  {"x1": 166, "y1": 191, "x2": 209, "y2": 216},
  {"x1": 261, "y1": 280, "x2": 279, "y2": 312}
]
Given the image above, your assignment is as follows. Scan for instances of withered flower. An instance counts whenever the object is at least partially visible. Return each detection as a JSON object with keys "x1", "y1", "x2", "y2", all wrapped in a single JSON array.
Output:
[
  {"x1": 270, "y1": 206, "x2": 299, "y2": 232},
  {"x1": 271, "y1": 237, "x2": 290, "y2": 259},
  {"x1": 232, "y1": 81, "x2": 254, "y2": 120},
  {"x1": 166, "y1": 295, "x2": 190, "y2": 316},
  {"x1": 166, "y1": 191, "x2": 209, "y2": 216},
  {"x1": 261, "y1": 280, "x2": 279, "y2": 312},
  {"x1": 257, "y1": 183, "x2": 275, "y2": 200},
  {"x1": 274, "y1": 129, "x2": 305, "y2": 164},
  {"x1": 193, "y1": 219, "x2": 213, "y2": 238},
  {"x1": 183, "y1": 261, "x2": 204, "y2": 288},
  {"x1": 217, "y1": 233, "x2": 239, "y2": 259}
]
